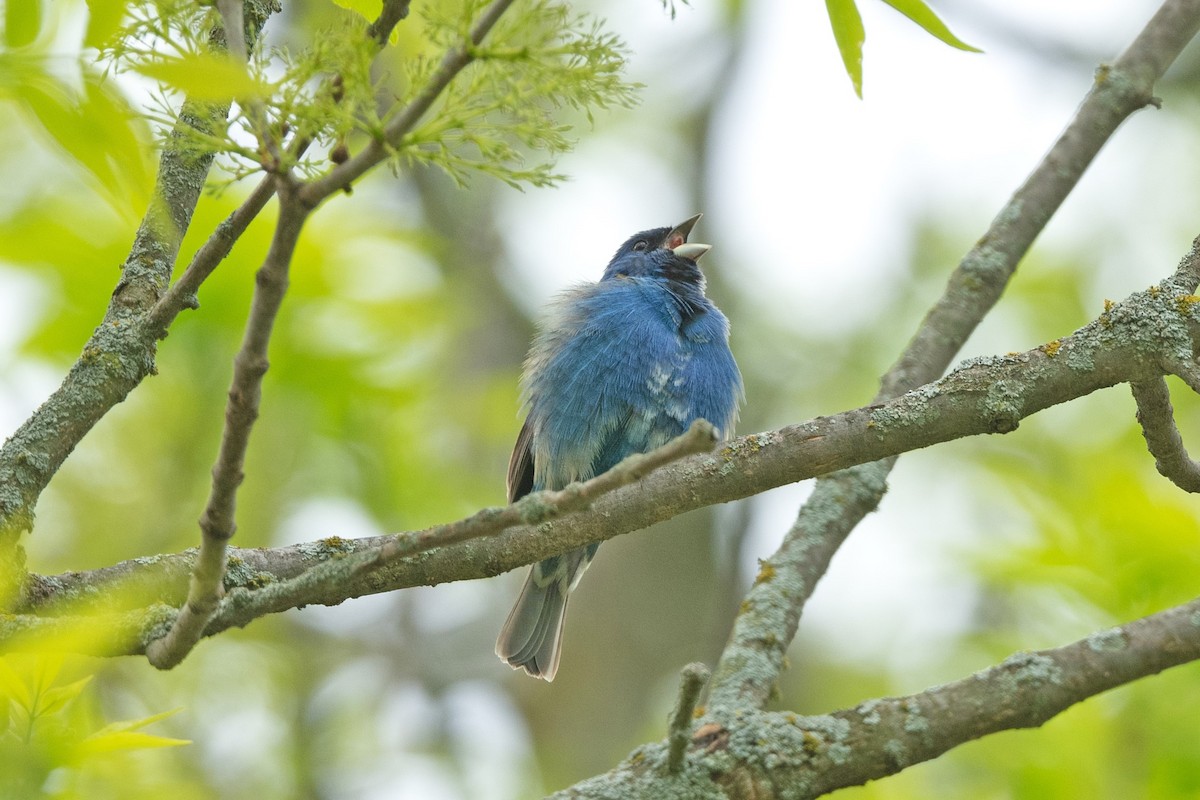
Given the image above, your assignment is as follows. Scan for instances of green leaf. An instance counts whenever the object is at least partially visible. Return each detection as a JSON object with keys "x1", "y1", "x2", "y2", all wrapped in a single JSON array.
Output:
[
  {"x1": 0, "y1": 659, "x2": 32, "y2": 711},
  {"x1": 13, "y1": 69, "x2": 152, "y2": 218},
  {"x1": 77, "y1": 730, "x2": 191, "y2": 756},
  {"x1": 79, "y1": 709, "x2": 190, "y2": 756},
  {"x1": 133, "y1": 53, "x2": 270, "y2": 100},
  {"x1": 91, "y1": 708, "x2": 183, "y2": 735},
  {"x1": 85, "y1": 0, "x2": 132, "y2": 49},
  {"x1": 35, "y1": 676, "x2": 93, "y2": 718},
  {"x1": 4, "y1": 0, "x2": 41, "y2": 48},
  {"x1": 879, "y1": 0, "x2": 981, "y2": 52},
  {"x1": 825, "y1": 0, "x2": 865, "y2": 98},
  {"x1": 330, "y1": 0, "x2": 382, "y2": 22}
]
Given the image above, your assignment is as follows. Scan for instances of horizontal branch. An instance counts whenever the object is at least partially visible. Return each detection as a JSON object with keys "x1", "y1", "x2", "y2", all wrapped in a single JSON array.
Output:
[
  {"x1": 7, "y1": 421, "x2": 716, "y2": 651},
  {"x1": 552, "y1": 594, "x2": 1200, "y2": 799},
  {"x1": 12, "y1": 270, "x2": 1200, "y2": 649}
]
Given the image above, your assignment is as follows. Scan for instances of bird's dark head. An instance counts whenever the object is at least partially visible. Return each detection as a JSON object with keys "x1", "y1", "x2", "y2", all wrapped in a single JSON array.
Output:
[{"x1": 601, "y1": 214, "x2": 712, "y2": 289}]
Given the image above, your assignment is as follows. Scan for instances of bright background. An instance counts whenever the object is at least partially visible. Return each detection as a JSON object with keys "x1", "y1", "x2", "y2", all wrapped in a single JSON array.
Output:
[{"x1": 3, "y1": 0, "x2": 1200, "y2": 797}]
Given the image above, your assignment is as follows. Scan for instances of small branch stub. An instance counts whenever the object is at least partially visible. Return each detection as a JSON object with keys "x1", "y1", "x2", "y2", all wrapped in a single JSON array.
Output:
[{"x1": 666, "y1": 662, "x2": 710, "y2": 773}]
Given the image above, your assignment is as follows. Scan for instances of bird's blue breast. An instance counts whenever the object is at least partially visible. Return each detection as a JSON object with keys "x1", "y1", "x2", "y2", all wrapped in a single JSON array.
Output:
[{"x1": 521, "y1": 276, "x2": 742, "y2": 492}]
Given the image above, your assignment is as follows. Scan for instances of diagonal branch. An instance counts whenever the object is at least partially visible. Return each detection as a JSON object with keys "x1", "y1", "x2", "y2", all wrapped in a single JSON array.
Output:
[
  {"x1": 140, "y1": 0, "x2": 525, "y2": 671},
  {"x1": 706, "y1": 0, "x2": 1200, "y2": 711},
  {"x1": 1131, "y1": 375, "x2": 1200, "y2": 492},
  {"x1": 196, "y1": 419, "x2": 718, "y2": 640},
  {"x1": 367, "y1": 0, "x2": 413, "y2": 46},
  {"x1": 5, "y1": 421, "x2": 718, "y2": 652},
  {"x1": 145, "y1": 187, "x2": 311, "y2": 669},
  {"x1": 552, "y1": 594, "x2": 1200, "y2": 798},
  {"x1": 148, "y1": 174, "x2": 279, "y2": 336},
  {"x1": 0, "y1": 5, "x2": 278, "y2": 565}
]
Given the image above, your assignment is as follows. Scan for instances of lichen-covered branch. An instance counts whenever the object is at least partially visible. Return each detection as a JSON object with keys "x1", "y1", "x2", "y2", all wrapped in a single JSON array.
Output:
[
  {"x1": 0, "y1": 4, "x2": 278, "y2": 564},
  {"x1": 195, "y1": 419, "x2": 718, "y2": 641},
  {"x1": 551, "y1": 595, "x2": 1200, "y2": 799},
  {"x1": 705, "y1": 0, "x2": 1200, "y2": 712},
  {"x1": 5, "y1": 420, "x2": 718, "y2": 652},
  {"x1": 11, "y1": 267, "x2": 1200, "y2": 651}
]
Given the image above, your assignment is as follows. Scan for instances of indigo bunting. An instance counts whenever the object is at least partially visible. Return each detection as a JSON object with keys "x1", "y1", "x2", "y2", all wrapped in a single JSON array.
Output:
[{"x1": 495, "y1": 214, "x2": 743, "y2": 681}]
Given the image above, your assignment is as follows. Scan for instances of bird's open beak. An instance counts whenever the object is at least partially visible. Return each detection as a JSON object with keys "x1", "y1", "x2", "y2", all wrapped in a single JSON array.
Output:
[{"x1": 668, "y1": 213, "x2": 710, "y2": 261}]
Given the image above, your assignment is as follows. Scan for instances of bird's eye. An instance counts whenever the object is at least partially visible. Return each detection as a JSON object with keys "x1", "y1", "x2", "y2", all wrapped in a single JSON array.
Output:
[{"x1": 633, "y1": 240, "x2": 648, "y2": 252}]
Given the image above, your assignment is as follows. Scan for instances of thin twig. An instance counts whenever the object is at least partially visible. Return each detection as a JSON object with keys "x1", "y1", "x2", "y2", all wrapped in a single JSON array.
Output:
[
  {"x1": 141, "y1": 0, "x2": 519, "y2": 668},
  {"x1": 145, "y1": 187, "x2": 311, "y2": 669},
  {"x1": 298, "y1": 0, "x2": 518, "y2": 205},
  {"x1": 1131, "y1": 376, "x2": 1200, "y2": 492},
  {"x1": 149, "y1": 0, "x2": 406, "y2": 335},
  {"x1": 216, "y1": 0, "x2": 281, "y2": 170},
  {"x1": 666, "y1": 662, "x2": 710, "y2": 774},
  {"x1": 367, "y1": 0, "x2": 412, "y2": 46},
  {"x1": 147, "y1": 175, "x2": 278, "y2": 335}
]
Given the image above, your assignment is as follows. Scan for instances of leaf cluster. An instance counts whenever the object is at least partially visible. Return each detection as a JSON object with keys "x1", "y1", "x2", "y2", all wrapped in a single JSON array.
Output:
[
  {"x1": 397, "y1": 0, "x2": 640, "y2": 188},
  {"x1": 0, "y1": 0, "x2": 153, "y2": 218},
  {"x1": 0, "y1": 654, "x2": 186, "y2": 798},
  {"x1": 99, "y1": 0, "x2": 640, "y2": 190}
]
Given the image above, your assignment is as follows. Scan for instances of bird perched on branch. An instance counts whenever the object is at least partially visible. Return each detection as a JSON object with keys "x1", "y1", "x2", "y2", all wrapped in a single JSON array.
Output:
[{"x1": 495, "y1": 214, "x2": 743, "y2": 681}]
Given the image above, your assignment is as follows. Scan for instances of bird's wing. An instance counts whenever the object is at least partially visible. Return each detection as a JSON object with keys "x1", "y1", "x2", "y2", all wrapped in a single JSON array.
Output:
[
  {"x1": 507, "y1": 416, "x2": 535, "y2": 503},
  {"x1": 680, "y1": 308, "x2": 744, "y2": 439}
]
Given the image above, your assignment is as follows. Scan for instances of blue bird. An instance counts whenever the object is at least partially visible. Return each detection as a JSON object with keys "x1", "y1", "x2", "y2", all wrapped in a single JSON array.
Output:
[{"x1": 495, "y1": 214, "x2": 743, "y2": 681}]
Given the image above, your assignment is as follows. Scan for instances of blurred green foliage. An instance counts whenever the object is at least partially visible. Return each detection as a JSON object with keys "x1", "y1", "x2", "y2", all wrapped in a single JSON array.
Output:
[
  {"x1": 1, "y1": 0, "x2": 1199, "y2": 797},
  {"x1": 0, "y1": 654, "x2": 188, "y2": 798}
]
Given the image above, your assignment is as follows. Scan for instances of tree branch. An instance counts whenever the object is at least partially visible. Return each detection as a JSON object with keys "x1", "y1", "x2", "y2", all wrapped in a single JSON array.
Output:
[
  {"x1": 706, "y1": 0, "x2": 1200, "y2": 712},
  {"x1": 367, "y1": 0, "x2": 413, "y2": 46},
  {"x1": 0, "y1": 4, "x2": 278, "y2": 568},
  {"x1": 146, "y1": 173, "x2": 279, "y2": 336},
  {"x1": 552, "y1": 595, "x2": 1200, "y2": 799},
  {"x1": 667, "y1": 663, "x2": 710, "y2": 774},
  {"x1": 147, "y1": 0, "x2": 414, "y2": 338},
  {"x1": 145, "y1": 186, "x2": 310, "y2": 669},
  {"x1": 12, "y1": 263, "x2": 1200, "y2": 650},
  {"x1": 1131, "y1": 375, "x2": 1200, "y2": 492}
]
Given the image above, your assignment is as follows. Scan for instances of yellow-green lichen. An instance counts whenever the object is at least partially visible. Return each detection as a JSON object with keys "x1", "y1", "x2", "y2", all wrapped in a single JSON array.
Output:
[{"x1": 753, "y1": 561, "x2": 776, "y2": 585}]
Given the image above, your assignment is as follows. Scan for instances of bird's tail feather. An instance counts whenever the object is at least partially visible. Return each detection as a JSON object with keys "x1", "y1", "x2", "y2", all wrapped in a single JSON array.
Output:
[{"x1": 495, "y1": 569, "x2": 568, "y2": 681}]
